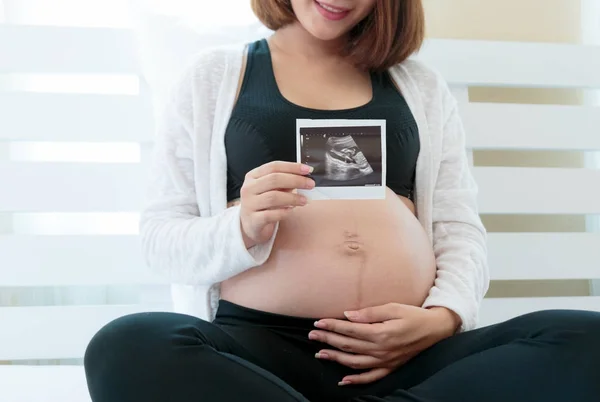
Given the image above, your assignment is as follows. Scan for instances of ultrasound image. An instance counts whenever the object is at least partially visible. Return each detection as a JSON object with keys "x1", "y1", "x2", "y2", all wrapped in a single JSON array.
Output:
[
  {"x1": 299, "y1": 125, "x2": 383, "y2": 188},
  {"x1": 324, "y1": 135, "x2": 374, "y2": 181}
]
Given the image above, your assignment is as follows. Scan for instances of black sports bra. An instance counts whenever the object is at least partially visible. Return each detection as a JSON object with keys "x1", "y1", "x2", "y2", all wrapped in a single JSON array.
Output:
[{"x1": 224, "y1": 39, "x2": 420, "y2": 202}]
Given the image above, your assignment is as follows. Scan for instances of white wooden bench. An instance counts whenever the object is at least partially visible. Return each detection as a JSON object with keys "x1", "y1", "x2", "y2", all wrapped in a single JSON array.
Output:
[{"x1": 1, "y1": 24, "x2": 599, "y2": 402}]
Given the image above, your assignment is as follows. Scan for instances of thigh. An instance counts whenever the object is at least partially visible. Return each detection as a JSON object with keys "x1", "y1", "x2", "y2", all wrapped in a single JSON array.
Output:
[
  {"x1": 84, "y1": 312, "x2": 310, "y2": 402},
  {"x1": 356, "y1": 309, "x2": 600, "y2": 402},
  {"x1": 84, "y1": 312, "x2": 247, "y2": 362},
  {"x1": 84, "y1": 312, "x2": 251, "y2": 387},
  {"x1": 362, "y1": 309, "x2": 600, "y2": 398}
]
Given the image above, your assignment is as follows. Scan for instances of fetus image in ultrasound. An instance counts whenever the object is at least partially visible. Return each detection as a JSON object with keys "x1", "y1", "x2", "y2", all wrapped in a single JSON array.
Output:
[
  {"x1": 324, "y1": 135, "x2": 374, "y2": 181},
  {"x1": 299, "y1": 125, "x2": 383, "y2": 188}
]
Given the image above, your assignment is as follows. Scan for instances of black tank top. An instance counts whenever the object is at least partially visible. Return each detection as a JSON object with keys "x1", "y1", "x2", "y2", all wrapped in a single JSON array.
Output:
[{"x1": 224, "y1": 39, "x2": 420, "y2": 202}]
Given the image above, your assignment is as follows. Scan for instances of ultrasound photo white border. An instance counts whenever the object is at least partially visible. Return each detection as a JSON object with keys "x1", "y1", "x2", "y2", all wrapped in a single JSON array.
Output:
[{"x1": 296, "y1": 119, "x2": 387, "y2": 200}]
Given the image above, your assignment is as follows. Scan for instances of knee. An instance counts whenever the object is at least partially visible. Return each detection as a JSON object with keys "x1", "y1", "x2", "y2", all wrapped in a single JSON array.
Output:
[
  {"x1": 564, "y1": 309, "x2": 600, "y2": 340},
  {"x1": 522, "y1": 309, "x2": 600, "y2": 341},
  {"x1": 84, "y1": 312, "x2": 198, "y2": 379},
  {"x1": 85, "y1": 313, "x2": 158, "y2": 373}
]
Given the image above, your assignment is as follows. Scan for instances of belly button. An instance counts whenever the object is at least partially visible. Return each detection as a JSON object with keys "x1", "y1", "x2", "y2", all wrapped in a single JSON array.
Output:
[
  {"x1": 341, "y1": 232, "x2": 363, "y2": 254},
  {"x1": 344, "y1": 241, "x2": 362, "y2": 253}
]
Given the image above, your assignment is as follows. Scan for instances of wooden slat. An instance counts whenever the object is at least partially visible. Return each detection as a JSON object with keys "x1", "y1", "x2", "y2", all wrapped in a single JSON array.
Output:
[
  {"x1": 487, "y1": 233, "x2": 600, "y2": 280},
  {"x1": 2, "y1": 299, "x2": 598, "y2": 360},
  {"x1": 0, "y1": 93, "x2": 153, "y2": 142},
  {"x1": 419, "y1": 38, "x2": 600, "y2": 88},
  {"x1": 463, "y1": 103, "x2": 600, "y2": 151},
  {"x1": 474, "y1": 167, "x2": 600, "y2": 214},
  {"x1": 3, "y1": 165, "x2": 598, "y2": 215},
  {"x1": 0, "y1": 25, "x2": 138, "y2": 73},
  {"x1": 3, "y1": 29, "x2": 599, "y2": 87},
  {"x1": 0, "y1": 235, "x2": 165, "y2": 286},
  {"x1": 0, "y1": 162, "x2": 146, "y2": 212},
  {"x1": 479, "y1": 296, "x2": 600, "y2": 328},
  {"x1": 5, "y1": 30, "x2": 598, "y2": 87},
  {"x1": 0, "y1": 366, "x2": 90, "y2": 402},
  {"x1": 7, "y1": 232, "x2": 593, "y2": 286},
  {"x1": 0, "y1": 304, "x2": 171, "y2": 361}
]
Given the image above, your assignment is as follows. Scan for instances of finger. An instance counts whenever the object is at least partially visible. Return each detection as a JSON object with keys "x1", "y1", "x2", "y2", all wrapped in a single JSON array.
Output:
[
  {"x1": 315, "y1": 349, "x2": 382, "y2": 370},
  {"x1": 253, "y1": 209, "x2": 293, "y2": 226},
  {"x1": 253, "y1": 190, "x2": 308, "y2": 210},
  {"x1": 250, "y1": 172, "x2": 315, "y2": 195},
  {"x1": 344, "y1": 303, "x2": 406, "y2": 323},
  {"x1": 309, "y1": 330, "x2": 375, "y2": 354},
  {"x1": 314, "y1": 319, "x2": 380, "y2": 342},
  {"x1": 247, "y1": 161, "x2": 313, "y2": 180},
  {"x1": 340, "y1": 368, "x2": 391, "y2": 386}
]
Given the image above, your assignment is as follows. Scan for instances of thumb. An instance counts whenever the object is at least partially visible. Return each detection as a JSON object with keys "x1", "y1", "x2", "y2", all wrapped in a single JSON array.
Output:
[{"x1": 344, "y1": 303, "x2": 405, "y2": 323}]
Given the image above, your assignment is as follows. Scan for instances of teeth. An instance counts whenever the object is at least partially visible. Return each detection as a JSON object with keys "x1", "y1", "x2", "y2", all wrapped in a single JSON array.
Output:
[{"x1": 318, "y1": 2, "x2": 346, "y2": 13}]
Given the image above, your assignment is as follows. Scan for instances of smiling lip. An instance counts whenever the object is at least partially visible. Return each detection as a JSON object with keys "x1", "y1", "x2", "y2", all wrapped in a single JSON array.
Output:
[{"x1": 314, "y1": 1, "x2": 351, "y2": 21}]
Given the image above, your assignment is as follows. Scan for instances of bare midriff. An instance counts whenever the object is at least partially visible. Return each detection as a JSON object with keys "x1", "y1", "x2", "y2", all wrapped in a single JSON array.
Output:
[{"x1": 220, "y1": 188, "x2": 437, "y2": 319}]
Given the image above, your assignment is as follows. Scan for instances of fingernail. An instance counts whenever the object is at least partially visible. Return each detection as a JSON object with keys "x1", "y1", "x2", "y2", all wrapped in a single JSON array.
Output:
[
  {"x1": 299, "y1": 196, "x2": 308, "y2": 206},
  {"x1": 338, "y1": 380, "x2": 351, "y2": 386},
  {"x1": 314, "y1": 321, "x2": 326, "y2": 329},
  {"x1": 344, "y1": 311, "x2": 358, "y2": 320},
  {"x1": 308, "y1": 332, "x2": 318, "y2": 340},
  {"x1": 315, "y1": 352, "x2": 328, "y2": 359},
  {"x1": 301, "y1": 165, "x2": 314, "y2": 174},
  {"x1": 306, "y1": 179, "x2": 315, "y2": 189}
]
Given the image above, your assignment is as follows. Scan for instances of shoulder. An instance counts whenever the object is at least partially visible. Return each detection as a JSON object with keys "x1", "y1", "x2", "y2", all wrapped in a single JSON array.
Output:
[
  {"x1": 167, "y1": 42, "x2": 247, "y2": 102},
  {"x1": 389, "y1": 57, "x2": 458, "y2": 114},
  {"x1": 165, "y1": 42, "x2": 247, "y2": 118},
  {"x1": 187, "y1": 43, "x2": 246, "y2": 78},
  {"x1": 394, "y1": 57, "x2": 445, "y2": 88}
]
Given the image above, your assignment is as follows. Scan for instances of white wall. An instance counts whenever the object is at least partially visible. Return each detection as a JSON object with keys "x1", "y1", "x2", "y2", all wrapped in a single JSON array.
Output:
[
  {"x1": 581, "y1": 0, "x2": 600, "y2": 295},
  {"x1": 424, "y1": 0, "x2": 591, "y2": 297}
]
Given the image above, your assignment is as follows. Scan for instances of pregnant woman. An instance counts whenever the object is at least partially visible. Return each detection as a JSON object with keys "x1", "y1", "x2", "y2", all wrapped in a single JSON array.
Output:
[{"x1": 84, "y1": 1, "x2": 600, "y2": 401}]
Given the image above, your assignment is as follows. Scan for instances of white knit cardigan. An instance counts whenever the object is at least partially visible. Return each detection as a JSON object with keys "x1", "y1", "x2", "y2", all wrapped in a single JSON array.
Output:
[{"x1": 139, "y1": 42, "x2": 489, "y2": 332}]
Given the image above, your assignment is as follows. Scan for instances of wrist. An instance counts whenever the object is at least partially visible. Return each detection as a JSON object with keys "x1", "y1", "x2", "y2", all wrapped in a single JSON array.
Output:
[
  {"x1": 239, "y1": 215, "x2": 257, "y2": 249},
  {"x1": 426, "y1": 307, "x2": 461, "y2": 338},
  {"x1": 241, "y1": 225, "x2": 257, "y2": 249}
]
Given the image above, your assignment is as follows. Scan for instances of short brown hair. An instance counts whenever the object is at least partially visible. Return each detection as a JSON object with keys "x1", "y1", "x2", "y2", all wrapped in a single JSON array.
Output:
[{"x1": 251, "y1": 0, "x2": 425, "y2": 71}]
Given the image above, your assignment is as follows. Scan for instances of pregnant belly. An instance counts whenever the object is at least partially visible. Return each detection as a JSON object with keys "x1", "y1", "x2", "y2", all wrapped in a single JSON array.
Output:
[{"x1": 220, "y1": 189, "x2": 437, "y2": 319}]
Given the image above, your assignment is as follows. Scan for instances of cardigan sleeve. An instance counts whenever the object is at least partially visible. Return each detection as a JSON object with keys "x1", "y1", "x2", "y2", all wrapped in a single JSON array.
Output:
[
  {"x1": 139, "y1": 55, "x2": 277, "y2": 286},
  {"x1": 421, "y1": 92, "x2": 490, "y2": 332}
]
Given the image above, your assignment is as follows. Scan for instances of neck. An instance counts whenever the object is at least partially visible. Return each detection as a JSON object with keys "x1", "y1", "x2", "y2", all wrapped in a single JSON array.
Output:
[{"x1": 270, "y1": 22, "x2": 346, "y2": 60}]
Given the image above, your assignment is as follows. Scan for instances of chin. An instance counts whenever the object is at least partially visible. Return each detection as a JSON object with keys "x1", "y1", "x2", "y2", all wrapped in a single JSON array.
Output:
[
  {"x1": 306, "y1": 25, "x2": 349, "y2": 42},
  {"x1": 292, "y1": 0, "x2": 376, "y2": 42}
]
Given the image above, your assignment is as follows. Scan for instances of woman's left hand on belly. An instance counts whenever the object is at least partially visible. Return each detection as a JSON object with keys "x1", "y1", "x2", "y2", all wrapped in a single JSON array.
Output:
[{"x1": 309, "y1": 304, "x2": 461, "y2": 386}]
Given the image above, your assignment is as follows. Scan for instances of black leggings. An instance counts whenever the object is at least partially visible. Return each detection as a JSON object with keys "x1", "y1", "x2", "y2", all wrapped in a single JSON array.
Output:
[{"x1": 84, "y1": 300, "x2": 600, "y2": 402}]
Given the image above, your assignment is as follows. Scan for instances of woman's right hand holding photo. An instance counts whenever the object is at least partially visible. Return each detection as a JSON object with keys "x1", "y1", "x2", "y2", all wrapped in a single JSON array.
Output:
[{"x1": 239, "y1": 161, "x2": 315, "y2": 248}]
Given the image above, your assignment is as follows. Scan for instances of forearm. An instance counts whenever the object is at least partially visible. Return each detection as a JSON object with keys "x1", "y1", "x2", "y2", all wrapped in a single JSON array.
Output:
[
  {"x1": 140, "y1": 204, "x2": 276, "y2": 285},
  {"x1": 426, "y1": 306, "x2": 463, "y2": 337}
]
